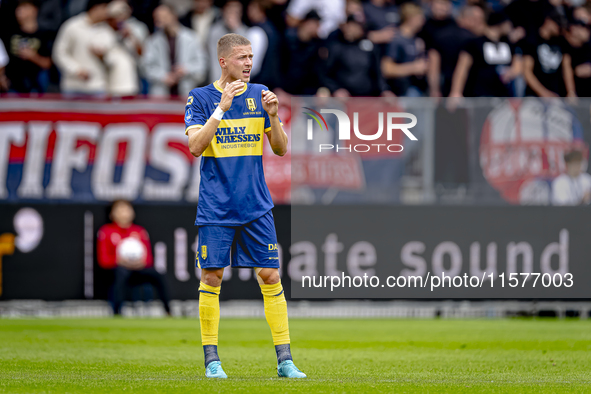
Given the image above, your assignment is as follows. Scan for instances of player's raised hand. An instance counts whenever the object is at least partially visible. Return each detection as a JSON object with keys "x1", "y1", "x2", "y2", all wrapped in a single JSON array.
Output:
[
  {"x1": 262, "y1": 90, "x2": 278, "y2": 116},
  {"x1": 219, "y1": 80, "x2": 244, "y2": 112}
]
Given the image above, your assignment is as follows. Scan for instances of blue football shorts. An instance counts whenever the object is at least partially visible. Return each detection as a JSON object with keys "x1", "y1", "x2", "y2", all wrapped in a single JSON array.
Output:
[{"x1": 196, "y1": 210, "x2": 280, "y2": 269}]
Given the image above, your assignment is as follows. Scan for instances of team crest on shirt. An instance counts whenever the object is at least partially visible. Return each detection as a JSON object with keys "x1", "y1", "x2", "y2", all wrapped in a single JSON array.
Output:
[
  {"x1": 201, "y1": 245, "x2": 207, "y2": 260},
  {"x1": 246, "y1": 98, "x2": 257, "y2": 111}
]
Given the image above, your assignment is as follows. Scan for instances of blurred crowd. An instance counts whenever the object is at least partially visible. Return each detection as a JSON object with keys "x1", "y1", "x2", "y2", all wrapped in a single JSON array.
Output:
[{"x1": 0, "y1": 0, "x2": 590, "y2": 98}]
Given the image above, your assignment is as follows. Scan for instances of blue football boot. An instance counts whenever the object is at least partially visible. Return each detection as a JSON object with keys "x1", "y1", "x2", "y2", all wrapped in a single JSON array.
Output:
[
  {"x1": 205, "y1": 361, "x2": 227, "y2": 379},
  {"x1": 277, "y1": 360, "x2": 307, "y2": 378}
]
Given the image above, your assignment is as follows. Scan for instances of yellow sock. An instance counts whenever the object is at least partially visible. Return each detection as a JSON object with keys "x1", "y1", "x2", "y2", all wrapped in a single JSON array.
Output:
[
  {"x1": 260, "y1": 282, "x2": 290, "y2": 345},
  {"x1": 199, "y1": 282, "x2": 221, "y2": 346}
]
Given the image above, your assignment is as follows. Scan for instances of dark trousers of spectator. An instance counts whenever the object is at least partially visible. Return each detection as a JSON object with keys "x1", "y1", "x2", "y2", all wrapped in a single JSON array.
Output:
[
  {"x1": 9, "y1": 70, "x2": 49, "y2": 93},
  {"x1": 110, "y1": 266, "x2": 171, "y2": 315}
]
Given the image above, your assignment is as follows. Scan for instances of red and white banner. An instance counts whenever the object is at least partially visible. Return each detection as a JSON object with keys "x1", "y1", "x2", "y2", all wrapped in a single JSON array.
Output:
[{"x1": 0, "y1": 98, "x2": 292, "y2": 204}]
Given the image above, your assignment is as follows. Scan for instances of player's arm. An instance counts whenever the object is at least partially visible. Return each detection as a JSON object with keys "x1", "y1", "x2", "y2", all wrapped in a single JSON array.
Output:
[
  {"x1": 187, "y1": 80, "x2": 245, "y2": 157},
  {"x1": 262, "y1": 89, "x2": 288, "y2": 157}
]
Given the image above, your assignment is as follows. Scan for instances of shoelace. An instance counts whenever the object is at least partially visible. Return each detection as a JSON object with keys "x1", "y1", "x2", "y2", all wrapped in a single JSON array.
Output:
[{"x1": 282, "y1": 362, "x2": 302, "y2": 373}]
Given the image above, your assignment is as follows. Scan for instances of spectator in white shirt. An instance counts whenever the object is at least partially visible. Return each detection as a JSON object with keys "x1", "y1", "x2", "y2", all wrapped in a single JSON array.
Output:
[
  {"x1": 52, "y1": 0, "x2": 112, "y2": 96},
  {"x1": 108, "y1": 0, "x2": 148, "y2": 94},
  {"x1": 552, "y1": 149, "x2": 591, "y2": 205},
  {"x1": 53, "y1": 0, "x2": 138, "y2": 97},
  {"x1": 141, "y1": 4, "x2": 207, "y2": 98},
  {"x1": 108, "y1": 1, "x2": 149, "y2": 59}
]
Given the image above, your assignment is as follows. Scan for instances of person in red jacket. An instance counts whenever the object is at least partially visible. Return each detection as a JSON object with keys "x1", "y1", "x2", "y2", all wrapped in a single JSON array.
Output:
[{"x1": 97, "y1": 200, "x2": 171, "y2": 315}]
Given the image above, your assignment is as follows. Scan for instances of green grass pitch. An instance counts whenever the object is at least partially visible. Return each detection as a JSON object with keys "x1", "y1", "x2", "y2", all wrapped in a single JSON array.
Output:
[{"x1": 1, "y1": 318, "x2": 590, "y2": 393}]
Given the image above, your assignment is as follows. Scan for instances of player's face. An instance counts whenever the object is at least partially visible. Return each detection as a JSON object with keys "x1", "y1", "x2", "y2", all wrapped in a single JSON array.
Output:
[
  {"x1": 226, "y1": 45, "x2": 254, "y2": 82},
  {"x1": 111, "y1": 202, "x2": 135, "y2": 227}
]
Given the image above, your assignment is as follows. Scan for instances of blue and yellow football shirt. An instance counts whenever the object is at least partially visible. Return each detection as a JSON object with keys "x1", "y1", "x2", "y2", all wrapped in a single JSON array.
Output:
[{"x1": 184, "y1": 81, "x2": 279, "y2": 226}]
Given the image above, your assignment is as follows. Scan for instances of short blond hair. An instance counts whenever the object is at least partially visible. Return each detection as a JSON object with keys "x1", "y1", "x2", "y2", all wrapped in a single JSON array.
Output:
[
  {"x1": 400, "y1": 3, "x2": 423, "y2": 24},
  {"x1": 217, "y1": 33, "x2": 251, "y2": 58}
]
